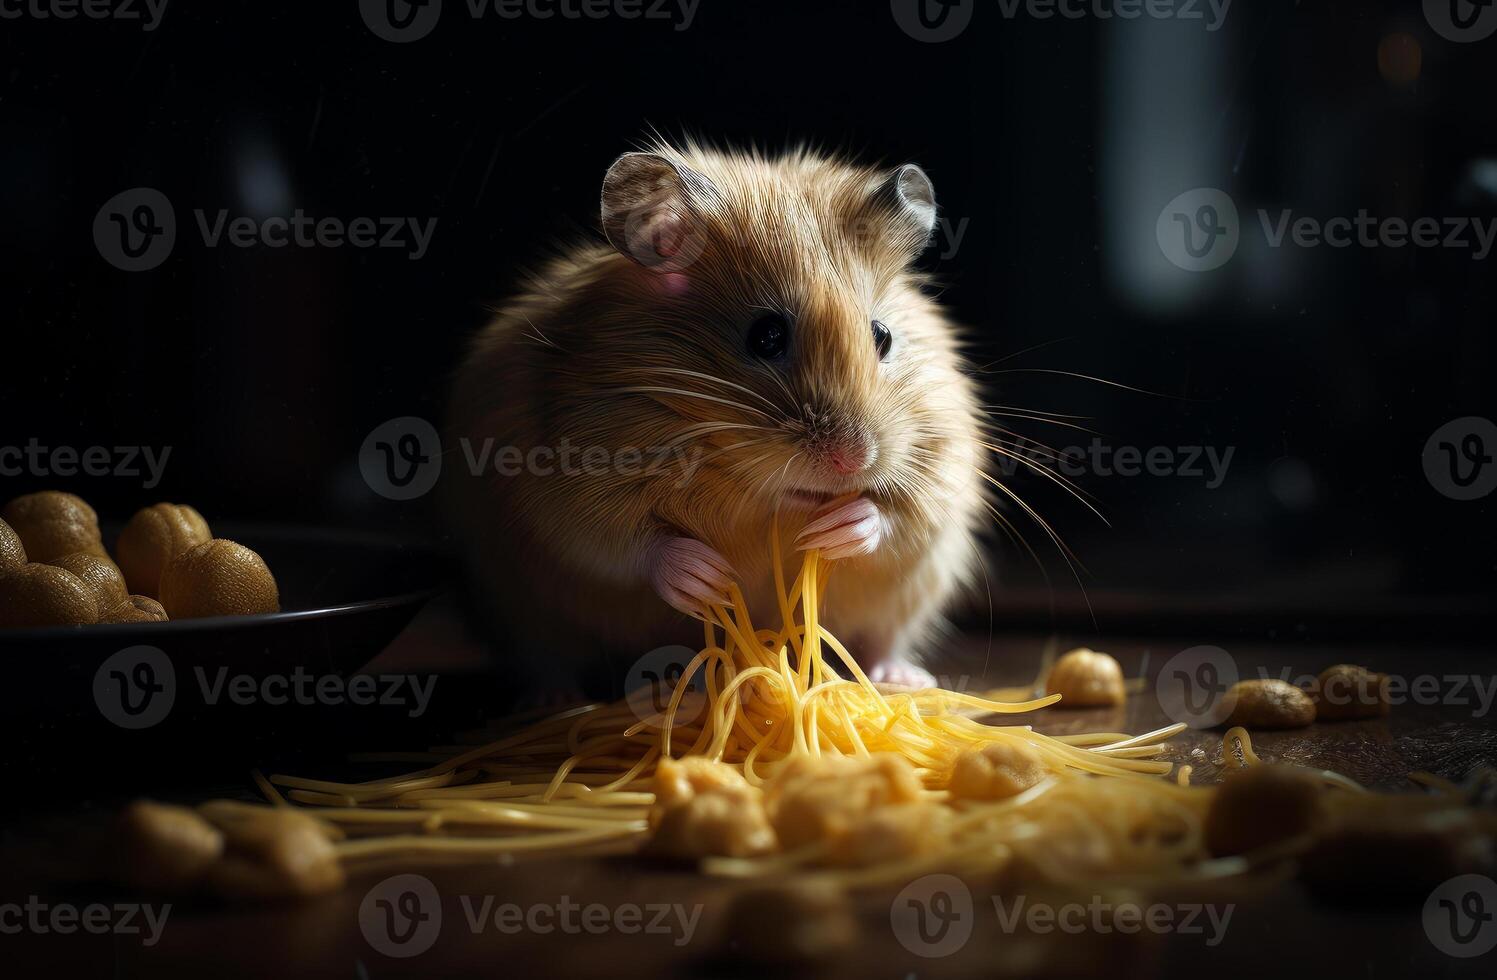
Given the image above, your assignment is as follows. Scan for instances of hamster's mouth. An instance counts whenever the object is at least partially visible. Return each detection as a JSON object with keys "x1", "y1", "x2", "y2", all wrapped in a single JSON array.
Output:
[{"x1": 779, "y1": 487, "x2": 838, "y2": 509}]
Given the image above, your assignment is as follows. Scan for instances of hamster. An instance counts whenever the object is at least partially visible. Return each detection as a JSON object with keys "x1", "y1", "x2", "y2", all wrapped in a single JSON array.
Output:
[{"x1": 446, "y1": 140, "x2": 985, "y2": 697}]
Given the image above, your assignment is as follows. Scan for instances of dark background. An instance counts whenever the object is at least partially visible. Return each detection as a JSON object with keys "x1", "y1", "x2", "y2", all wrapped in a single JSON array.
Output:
[{"x1": 2, "y1": 0, "x2": 1494, "y2": 635}]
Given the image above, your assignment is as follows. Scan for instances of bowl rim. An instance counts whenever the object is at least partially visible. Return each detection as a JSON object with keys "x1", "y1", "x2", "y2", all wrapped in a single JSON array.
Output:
[{"x1": 0, "y1": 585, "x2": 445, "y2": 641}]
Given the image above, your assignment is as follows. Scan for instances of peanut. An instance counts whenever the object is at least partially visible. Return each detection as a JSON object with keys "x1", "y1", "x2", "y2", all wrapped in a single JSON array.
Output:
[
  {"x1": 47, "y1": 552, "x2": 128, "y2": 619},
  {"x1": 1205, "y1": 764, "x2": 1327, "y2": 856},
  {"x1": 1, "y1": 491, "x2": 106, "y2": 563},
  {"x1": 160, "y1": 539, "x2": 280, "y2": 619},
  {"x1": 0, "y1": 563, "x2": 99, "y2": 627},
  {"x1": 116, "y1": 503, "x2": 212, "y2": 597},
  {"x1": 948, "y1": 739, "x2": 1048, "y2": 801},
  {"x1": 1045, "y1": 647, "x2": 1126, "y2": 707},
  {"x1": 1310, "y1": 664, "x2": 1390, "y2": 721},
  {"x1": 1224, "y1": 678, "x2": 1316, "y2": 729}
]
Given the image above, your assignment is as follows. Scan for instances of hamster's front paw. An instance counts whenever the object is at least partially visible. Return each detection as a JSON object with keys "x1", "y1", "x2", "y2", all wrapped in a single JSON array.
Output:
[
  {"x1": 794, "y1": 496, "x2": 885, "y2": 559},
  {"x1": 866, "y1": 660, "x2": 938, "y2": 691},
  {"x1": 648, "y1": 537, "x2": 737, "y2": 620}
]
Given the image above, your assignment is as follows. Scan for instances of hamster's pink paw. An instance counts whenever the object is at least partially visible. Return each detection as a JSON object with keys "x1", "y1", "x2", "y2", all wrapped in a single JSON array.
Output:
[
  {"x1": 866, "y1": 660, "x2": 937, "y2": 691},
  {"x1": 648, "y1": 537, "x2": 737, "y2": 619},
  {"x1": 794, "y1": 496, "x2": 884, "y2": 559}
]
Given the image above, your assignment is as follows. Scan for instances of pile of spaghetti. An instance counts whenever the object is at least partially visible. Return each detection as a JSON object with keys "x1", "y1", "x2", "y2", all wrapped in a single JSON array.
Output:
[
  {"x1": 104, "y1": 530, "x2": 1494, "y2": 906},
  {"x1": 239, "y1": 531, "x2": 1251, "y2": 890}
]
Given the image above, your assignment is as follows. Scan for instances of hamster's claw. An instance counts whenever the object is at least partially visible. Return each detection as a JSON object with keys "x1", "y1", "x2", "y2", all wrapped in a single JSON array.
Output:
[
  {"x1": 649, "y1": 536, "x2": 737, "y2": 620},
  {"x1": 794, "y1": 496, "x2": 884, "y2": 560}
]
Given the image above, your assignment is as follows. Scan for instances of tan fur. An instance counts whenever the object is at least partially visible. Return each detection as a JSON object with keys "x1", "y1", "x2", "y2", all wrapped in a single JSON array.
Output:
[{"x1": 446, "y1": 141, "x2": 985, "y2": 687}]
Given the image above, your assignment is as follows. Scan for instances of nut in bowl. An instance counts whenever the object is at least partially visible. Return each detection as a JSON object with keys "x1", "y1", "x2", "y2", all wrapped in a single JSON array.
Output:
[{"x1": 0, "y1": 492, "x2": 279, "y2": 629}]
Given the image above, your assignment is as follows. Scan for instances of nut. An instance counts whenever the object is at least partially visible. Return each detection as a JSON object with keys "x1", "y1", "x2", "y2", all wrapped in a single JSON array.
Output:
[
  {"x1": 647, "y1": 757, "x2": 777, "y2": 859},
  {"x1": 198, "y1": 802, "x2": 344, "y2": 899},
  {"x1": 1301, "y1": 797, "x2": 1497, "y2": 904},
  {"x1": 1310, "y1": 664, "x2": 1390, "y2": 721},
  {"x1": 102, "y1": 594, "x2": 170, "y2": 624},
  {"x1": 46, "y1": 552, "x2": 128, "y2": 619},
  {"x1": 116, "y1": 503, "x2": 212, "y2": 598},
  {"x1": 114, "y1": 800, "x2": 225, "y2": 893},
  {"x1": 1044, "y1": 647, "x2": 1126, "y2": 707},
  {"x1": 1224, "y1": 679, "x2": 1316, "y2": 729},
  {"x1": 159, "y1": 539, "x2": 280, "y2": 619},
  {"x1": 1205, "y1": 764, "x2": 1327, "y2": 856},
  {"x1": 0, "y1": 517, "x2": 26, "y2": 572},
  {"x1": 948, "y1": 739, "x2": 1048, "y2": 801},
  {"x1": 765, "y1": 753, "x2": 923, "y2": 852},
  {"x1": 1, "y1": 491, "x2": 106, "y2": 563},
  {"x1": 651, "y1": 755, "x2": 752, "y2": 817},
  {"x1": 0, "y1": 563, "x2": 99, "y2": 627},
  {"x1": 826, "y1": 801, "x2": 952, "y2": 867}
]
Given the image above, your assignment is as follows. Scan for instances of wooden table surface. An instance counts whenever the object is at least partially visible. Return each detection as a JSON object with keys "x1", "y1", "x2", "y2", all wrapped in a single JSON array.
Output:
[{"x1": 4, "y1": 629, "x2": 1496, "y2": 978}]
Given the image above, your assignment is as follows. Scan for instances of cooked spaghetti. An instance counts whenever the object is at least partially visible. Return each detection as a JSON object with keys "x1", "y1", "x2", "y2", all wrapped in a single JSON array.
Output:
[{"x1": 243, "y1": 525, "x2": 1276, "y2": 888}]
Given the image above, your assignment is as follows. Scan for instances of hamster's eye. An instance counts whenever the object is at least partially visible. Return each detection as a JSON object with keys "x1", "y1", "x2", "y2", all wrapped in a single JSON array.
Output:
[
  {"x1": 747, "y1": 313, "x2": 790, "y2": 360},
  {"x1": 872, "y1": 320, "x2": 892, "y2": 360}
]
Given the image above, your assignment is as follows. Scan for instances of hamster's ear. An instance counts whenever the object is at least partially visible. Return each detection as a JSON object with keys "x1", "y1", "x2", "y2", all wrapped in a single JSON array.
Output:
[
  {"x1": 601, "y1": 152, "x2": 719, "y2": 268},
  {"x1": 871, "y1": 163, "x2": 938, "y2": 258}
]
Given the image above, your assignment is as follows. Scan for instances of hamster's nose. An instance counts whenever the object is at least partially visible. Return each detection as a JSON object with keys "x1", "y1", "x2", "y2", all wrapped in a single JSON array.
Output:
[{"x1": 826, "y1": 438, "x2": 875, "y2": 476}]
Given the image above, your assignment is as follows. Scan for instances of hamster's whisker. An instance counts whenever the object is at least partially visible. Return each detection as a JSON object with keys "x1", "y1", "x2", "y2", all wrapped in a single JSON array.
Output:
[
  {"x1": 982, "y1": 403, "x2": 1091, "y2": 420},
  {"x1": 606, "y1": 386, "x2": 776, "y2": 422},
  {"x1": 656, "y1": 421, "x2": 778, "y2": 453},
  {"x1": 639, "y1": 367, "x2": 782, "y2": 412},
  {"x1": 981, "y1": 409, "x2": 1097, "y2": 435},
  {"x1": 755, "y1": 451, "x2": 802, "y2": 502},
  {"x1": 980, "y1": 471, "x2": 1095, "y2": 623},
  {"x1": 977, "y1": 368, "x2": 1187, "y2": 401},
  {"x1": 978, "y1": 441, "x2": 1107, "y2": 525}
]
